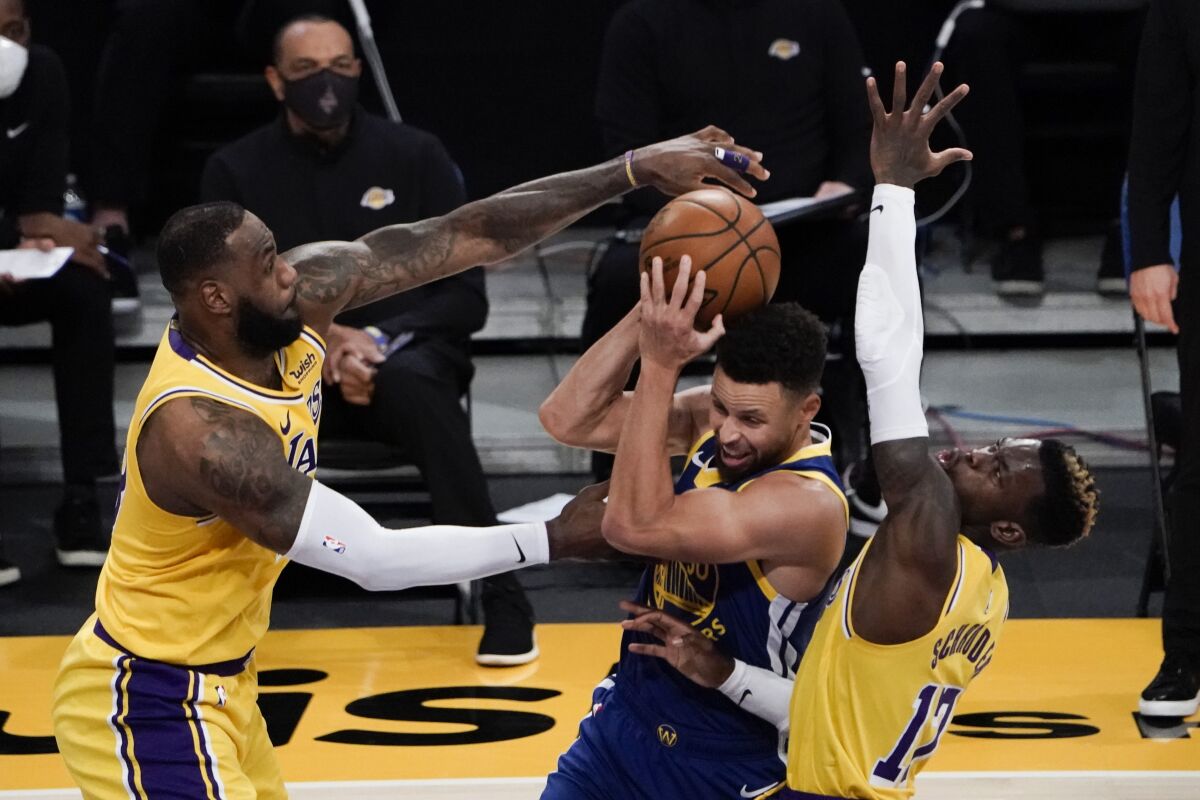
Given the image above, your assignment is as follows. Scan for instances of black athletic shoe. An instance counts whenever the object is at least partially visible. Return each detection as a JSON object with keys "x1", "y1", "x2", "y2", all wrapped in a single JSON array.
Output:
[
  {"x1": 1096, "y1": 224, "x2": 1128, "y2": 297},
  {"x1": 992, "y1": 235, "x2": 1045, "y2": 297},
  {"x1": 476, "y1": 573, "x2": 538, "y2": 666},
  {"x1": 102, "y1": 225, "x2": 141, "y2": 316},
  {"x1": 54, "y1": 497, "x2": 108, "y2": 568},
  {"x1": 1139, "y1": 655, "x2": 1200, "y2": 717},
  {"x1": 0, "y1": 554, "x2": 20, "y2": 588}
]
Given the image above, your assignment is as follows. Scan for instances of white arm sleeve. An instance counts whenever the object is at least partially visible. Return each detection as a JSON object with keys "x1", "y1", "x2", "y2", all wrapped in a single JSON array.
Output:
[
  {"x1": 716, "y1": 658, "x2": 794, "y2": 734},
  {"x1": 286, "y1": 480, "x2": 549, "y2": 591},
  {"x1": 855, "y1": 184, "x2": 928, "y2": 444}
]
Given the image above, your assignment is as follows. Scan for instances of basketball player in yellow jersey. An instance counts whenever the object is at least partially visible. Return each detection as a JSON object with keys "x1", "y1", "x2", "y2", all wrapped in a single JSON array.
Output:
[
  {"x1": 50, "y1": 128, "x2": 768, "y2": 800},
  {"x1": 621, "y1": 63, "x2": 1101, "y2": 800}
]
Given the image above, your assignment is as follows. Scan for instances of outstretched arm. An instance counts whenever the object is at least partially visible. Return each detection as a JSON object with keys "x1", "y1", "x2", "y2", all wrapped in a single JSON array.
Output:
[
  {"x1": 538, "y1": 304, "x2": 710, "y2": 454},
  {"x1": 287, "y1": 127, "x2": 768, "y2": 333},
  {"x1": 135, "y1": 399, "x2": 611, "y2": 589},
  {"x1": 852, "y1": 62, "x2": 972, "y2": 644}
]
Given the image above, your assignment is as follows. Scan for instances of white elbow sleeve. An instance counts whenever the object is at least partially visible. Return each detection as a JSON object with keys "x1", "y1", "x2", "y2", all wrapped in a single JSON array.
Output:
[
  {"x1": 855, "y1": 185, "x2": 928, "y2": 444},
  {"x1": 717, "y1": 659, "x2": 794, "y2": 734},
  {"x1": 286, "y1": 481, "x2": 549, "y2": 591}
]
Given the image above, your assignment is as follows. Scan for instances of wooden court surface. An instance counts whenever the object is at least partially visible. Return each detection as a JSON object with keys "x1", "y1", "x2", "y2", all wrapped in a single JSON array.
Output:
[{"x1": 2, "y1": 619, "x2": 1198, "y2": 798}]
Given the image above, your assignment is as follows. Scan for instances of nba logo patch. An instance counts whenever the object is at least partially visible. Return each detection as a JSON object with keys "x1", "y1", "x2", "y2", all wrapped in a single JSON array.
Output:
[
  {"x1": 322, "y1": 535, "x2": 347, "y2": 554},
  {"x1": 768, "y1": 38, "x2": 801, "y2": 61}
]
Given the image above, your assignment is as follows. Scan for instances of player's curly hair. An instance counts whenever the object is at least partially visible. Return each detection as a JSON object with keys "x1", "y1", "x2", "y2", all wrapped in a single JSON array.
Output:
[
  {"x1": 715, "y1": 303, "x2": 827, "y2": 395},
  {"x1": 1026, "y1": 439, "x2": 1099, "y2": 547},
  {"x1": 157, "y1": 202, "x2": 246, "y2": 296}
]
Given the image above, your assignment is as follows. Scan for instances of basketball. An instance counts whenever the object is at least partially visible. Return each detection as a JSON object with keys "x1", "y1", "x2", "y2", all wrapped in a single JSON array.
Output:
[{"x1": 638, "y1": 188, "x2": 781, "y2": 327}]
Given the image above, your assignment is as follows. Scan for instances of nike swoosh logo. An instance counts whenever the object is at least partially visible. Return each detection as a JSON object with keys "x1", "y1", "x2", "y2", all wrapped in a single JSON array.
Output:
[
  {"x1": 690, "y1": 451, "x2": 716, "y2": 470},
  {"x1": 738, "y1": 688, "x2": 753, "y2": 705},
  {"x1": 512, "y1": 534, "x2": 526, "y2": 563},
  {"x1": 871, "y1": 204, "x2": 884, "y2": 214},
  {"x1": 280, "y1": 410, "x2": 292, "y2": 436},
  {"x1": 740, "y1": 782, "x2": 780, "y2": 798},
  {"x1": 6, "y1": 122, "x2": 28, "y2": 139}
]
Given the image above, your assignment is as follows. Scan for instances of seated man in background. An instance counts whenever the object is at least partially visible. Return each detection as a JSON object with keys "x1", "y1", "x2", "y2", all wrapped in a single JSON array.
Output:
[
  {"x1": 200, "y1": 14, "x2": 536, "y2": 664},
  {"x1": 0, "y1": 0, "x2": 118, "y2": 584},
  {"x1": 942, "y1": 1, "x2": 1142, "y2": 297}
]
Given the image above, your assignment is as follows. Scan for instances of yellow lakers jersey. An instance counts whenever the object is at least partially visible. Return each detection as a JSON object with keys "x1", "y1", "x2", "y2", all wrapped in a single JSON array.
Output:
[
  {"x1": 786, "y1": 534, "x2": 1009, "y2": 799},
  {"x1": 94, "y1": 321, "x2": 325, "y2": 665}
]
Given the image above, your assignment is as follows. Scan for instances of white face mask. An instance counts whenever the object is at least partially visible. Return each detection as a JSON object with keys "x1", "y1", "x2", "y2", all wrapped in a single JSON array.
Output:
[{"x1": 0, "y1": 35, "x2": 29, "y2": 100}]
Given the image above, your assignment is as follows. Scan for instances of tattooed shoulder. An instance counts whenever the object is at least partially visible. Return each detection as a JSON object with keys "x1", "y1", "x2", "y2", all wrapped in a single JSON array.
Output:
[{"x1": 188, "y1": 397, "x2": 292, "y2": 510}]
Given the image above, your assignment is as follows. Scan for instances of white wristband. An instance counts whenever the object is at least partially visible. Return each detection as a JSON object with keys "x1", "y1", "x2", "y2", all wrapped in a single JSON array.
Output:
[
  {"x1": 716, "y1": 658, "x2": 794, "y2": 733},
  {"x1": 286, "y1": 480, "x2": 548, "y2": 591}
]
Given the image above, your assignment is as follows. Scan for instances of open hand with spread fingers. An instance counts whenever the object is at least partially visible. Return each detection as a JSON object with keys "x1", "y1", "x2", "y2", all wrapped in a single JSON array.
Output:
[
  {"x1": 866, "y1": 61, "x2": 972, "y2": 190},
  {"x1": 620, "y1": 600, "x2": 735, "y2": 689},
  {"x1": 634, "y1": 125, "x2": 770, "y2": 199},
  {"x1": 638, "y1": 255, "x2": 726, "y2": 372}
]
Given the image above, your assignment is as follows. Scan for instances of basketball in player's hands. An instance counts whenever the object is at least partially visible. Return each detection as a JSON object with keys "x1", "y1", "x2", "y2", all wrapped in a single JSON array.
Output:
[{"x1": 638, "y1": 188, "x2": 780, "y2": 328}]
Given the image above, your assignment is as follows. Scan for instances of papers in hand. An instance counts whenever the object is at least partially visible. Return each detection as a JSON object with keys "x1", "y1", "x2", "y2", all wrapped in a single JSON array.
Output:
[
  {"x1": 497, "y1": 493, "x2": 576, "y2": 523},
  {"x1": 0, "y1": 247, "x2": 74, "y2": 280},
  {"x1": 758, "y1": 190, "x2": 857, "y2": 226}
]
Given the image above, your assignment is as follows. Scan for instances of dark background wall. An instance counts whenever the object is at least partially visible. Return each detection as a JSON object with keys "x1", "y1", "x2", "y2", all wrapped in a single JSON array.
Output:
[{"x1": 26, "y1": 0, "x2": 1140, "y2": 234}]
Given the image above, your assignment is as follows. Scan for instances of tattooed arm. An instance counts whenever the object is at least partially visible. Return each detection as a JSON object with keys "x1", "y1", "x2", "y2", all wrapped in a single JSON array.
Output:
[
  {"x1": 286, "y1": 126, "x2": 768, "y2": 334},
  {"x1": 136, "y1": 398, "x2": 616, "y2": 572},
  {"x1": 137, "y1": 397, "x2": 311, "y2": 552}
]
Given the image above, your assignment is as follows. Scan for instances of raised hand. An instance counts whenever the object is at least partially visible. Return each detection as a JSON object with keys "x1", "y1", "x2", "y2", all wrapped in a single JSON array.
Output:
[
  {"x1": 634, "y1": 126, "x2": 770, "y2": 199},
  {"x1": 638, "y1": 255, "x2": 726, "y2": 371},
  {"x1": 620, "y1": 600, "x2": 734, "y2": 689},
  {"x1": 866, "y1": 62, "x2": 971, "y2": 189}
]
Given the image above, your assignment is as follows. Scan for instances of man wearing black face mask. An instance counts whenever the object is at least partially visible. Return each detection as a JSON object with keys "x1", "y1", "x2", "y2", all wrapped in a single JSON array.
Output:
[{"x1": 201, "y1": 15, "x2": 538, "y2": 666}]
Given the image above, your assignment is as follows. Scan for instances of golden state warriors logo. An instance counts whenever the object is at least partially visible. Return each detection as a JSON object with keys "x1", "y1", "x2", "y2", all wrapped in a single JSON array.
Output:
[
  {"x1": 652, "y1": 560, "x2": 719, "y2": 624},
  {"x1": 656, "y1": 724, "x2": 678, "y2": 748},
  {"x1": 360, "y1": 186, "x2": 396, "y2": 211},
  {"x1": 768, "y1": 38, "x2": 801, "y2": 61}
]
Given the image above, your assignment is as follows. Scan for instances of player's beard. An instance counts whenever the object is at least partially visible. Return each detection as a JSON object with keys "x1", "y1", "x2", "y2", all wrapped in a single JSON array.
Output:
[{"x1": 235, "y1": 297, "x2": 303, "y2": 358}]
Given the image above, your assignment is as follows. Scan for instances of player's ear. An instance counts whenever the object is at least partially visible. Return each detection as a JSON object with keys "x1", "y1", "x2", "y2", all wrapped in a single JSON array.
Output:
[
  {"x1": 199, "y1": 278, "x2": 234, "y2": 317},
  {"x1": 800, "y1": 389, "x2": 821, "y2": 421},
  {"x1": 264, "y1": 65, "x2": 286, "y2": 102},
  {"x1": 990, "y1": 520, "x2": 1027, "y2": 550}
]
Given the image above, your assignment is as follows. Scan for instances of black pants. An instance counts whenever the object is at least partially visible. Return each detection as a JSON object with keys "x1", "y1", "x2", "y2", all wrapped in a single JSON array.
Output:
[
  {"x1": 320, "y1": 336, "x2": 529, "y2": 606},
  {"x1": 582, "y1": 217, "x2": 871, "y2": 475},
  {"x1": 944, "y1": 7, "x2": 1141, "y2": 233},
  {"x1": 1164, "y1": 268, "x2": 1200, "y2": 663},
  {"x1": 0, "y1": 264, "x2": 118, "y2": 485}
]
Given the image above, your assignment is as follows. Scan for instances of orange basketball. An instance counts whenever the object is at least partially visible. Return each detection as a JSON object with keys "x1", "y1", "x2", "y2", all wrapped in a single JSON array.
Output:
[{"x1": 639, "y1": 188, "x2": 780, "y2": 327}]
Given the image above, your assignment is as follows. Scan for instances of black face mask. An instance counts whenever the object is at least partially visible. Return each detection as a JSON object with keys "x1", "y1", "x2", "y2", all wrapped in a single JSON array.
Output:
[
  {"x1": 282, "y1": 69, "x2": 358, "y2": 130},
  {"x1": 235, "y1": 297, "x2": 303, "y2": 358}
]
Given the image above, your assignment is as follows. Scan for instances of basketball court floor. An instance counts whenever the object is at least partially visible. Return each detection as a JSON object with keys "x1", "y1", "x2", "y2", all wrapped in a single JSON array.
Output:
[{"x1": 1, "y1": 233, "x2": 1198, "y2": 798}]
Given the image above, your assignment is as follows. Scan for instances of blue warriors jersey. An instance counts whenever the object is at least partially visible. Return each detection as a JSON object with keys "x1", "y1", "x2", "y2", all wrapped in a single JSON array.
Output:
[{"x1": 614, "y1": 424, "x2": 848, "y2": 756}]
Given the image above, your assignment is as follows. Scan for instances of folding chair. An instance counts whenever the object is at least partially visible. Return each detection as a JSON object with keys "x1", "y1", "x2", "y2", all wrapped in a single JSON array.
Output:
[{"x1": 1119, "y1": 178, "x2": 1182, "y2": 615}]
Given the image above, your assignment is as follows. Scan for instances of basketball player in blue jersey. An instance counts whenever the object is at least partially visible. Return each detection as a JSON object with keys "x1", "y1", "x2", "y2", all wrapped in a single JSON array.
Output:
[
  {"x1": 50, "y1": 127, "x2": 768, "y2": 799},
  {"x1": 621, "y1": 62, "x2": 1102, "y2": 800},
  {"x1": 538, "y1": 263, "x2": 849, "y2": 795}
]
